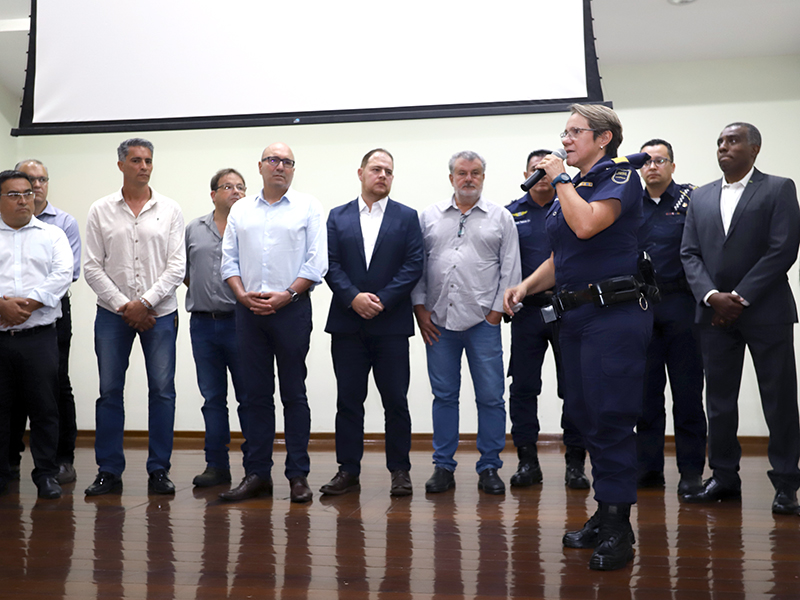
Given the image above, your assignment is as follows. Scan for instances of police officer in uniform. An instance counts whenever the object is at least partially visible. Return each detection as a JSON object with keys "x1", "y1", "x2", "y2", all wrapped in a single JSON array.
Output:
[
  {"x1": 505, "y1": 105, "x2": 652, "y2": 571},
  {"x1": 636, "y1": 139, "x2": 706, "y2": 496},
  {"x1": 505, "y1": 149, "x2": 589, "y2": 490}
]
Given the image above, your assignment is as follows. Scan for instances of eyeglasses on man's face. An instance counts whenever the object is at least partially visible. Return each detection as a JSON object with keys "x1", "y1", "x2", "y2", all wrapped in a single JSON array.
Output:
[
  {"x1": 262, "y1": 156, "x2": 296, "y2": 168},
  {"x1": 215, "y1": 184, "x2": 247, "y2": 193},
  {"x1": 0, "y1": 190, "x2": 35, "y2": 199},
  {"x1": 642, "y1": 158, "x2": 671, "y2": 168}
]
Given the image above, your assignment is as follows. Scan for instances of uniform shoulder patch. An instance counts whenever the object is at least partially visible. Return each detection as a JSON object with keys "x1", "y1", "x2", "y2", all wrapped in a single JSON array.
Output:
[
  {"x1": 512, "y1": 210, "x2": 528, "y2": 218},
  {"x1": 612, "y1": 168, "x2": 631, "y2": 184}
]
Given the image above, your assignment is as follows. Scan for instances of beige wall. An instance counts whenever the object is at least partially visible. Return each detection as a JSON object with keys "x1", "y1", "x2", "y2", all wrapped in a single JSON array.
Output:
[{"x1": 3, "y1": 54, "x2": 799, "y2": 437}]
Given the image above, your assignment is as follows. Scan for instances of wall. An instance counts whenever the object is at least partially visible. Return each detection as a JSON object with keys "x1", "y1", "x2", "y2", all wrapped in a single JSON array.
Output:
[{"x1": 4, "y1": 53, "x2": 799, "y2": 438}]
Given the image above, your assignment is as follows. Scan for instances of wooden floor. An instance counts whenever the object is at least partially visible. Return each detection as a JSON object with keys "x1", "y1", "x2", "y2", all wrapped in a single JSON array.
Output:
[{"x1": 1, "y1": 439, "x2": 799, "y2": 600}]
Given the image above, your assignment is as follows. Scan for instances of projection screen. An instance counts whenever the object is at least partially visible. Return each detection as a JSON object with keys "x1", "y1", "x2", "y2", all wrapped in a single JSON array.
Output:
[{"x1": 12, "y1": 0, "x2": 604, "y2": 136}]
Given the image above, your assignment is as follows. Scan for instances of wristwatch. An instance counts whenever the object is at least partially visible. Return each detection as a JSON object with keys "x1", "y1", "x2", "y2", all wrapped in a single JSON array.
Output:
[
  {"x1": 551, "y1": 172, "x2": 571, "y2": 188},
  {"x1": 286, "y1": 287, "x2": 299, "y2": 303}
]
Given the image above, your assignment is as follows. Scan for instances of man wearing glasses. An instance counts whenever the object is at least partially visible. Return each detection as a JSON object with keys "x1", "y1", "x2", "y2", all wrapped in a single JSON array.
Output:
[
  {"x1": 412, "y1": 151, "x2": 520, "y2": 495},
  {"x1": 636, "y1": 139, "x2": 706, "y2": 497},
  {"x1": 8, "y1": 159, "x2": 81, "y2": 486},
  {"x1": 221, "y1": 143, "x2": 327, "y2": 503},
  {"x1": 0, "y1": 170, "x2": 72, "y2": 499},
  {"x1": 185, "y1": 168, "x2": 248, "y2": 488}
]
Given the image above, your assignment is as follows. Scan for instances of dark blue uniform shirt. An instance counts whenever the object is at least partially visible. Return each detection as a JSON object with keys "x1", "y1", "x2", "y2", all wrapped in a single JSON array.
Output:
[
  {"x1": 506, "y1": 193, "x2": 554, "y2": 279},
  {"x1": 547, "y1": 154, "x2": 647, "y2": 291},
  {"x1": 637, "y1": 180, "x2": 696, "y2": 285}
]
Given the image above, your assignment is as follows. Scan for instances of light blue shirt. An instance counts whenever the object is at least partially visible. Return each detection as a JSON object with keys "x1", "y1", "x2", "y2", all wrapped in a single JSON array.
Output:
[
  {"x1": 37, "y1": 201, "x2": 81, "y2": 281},
  {"x1": 221, "y1": 187, "x2": 327, "y2": 293}
]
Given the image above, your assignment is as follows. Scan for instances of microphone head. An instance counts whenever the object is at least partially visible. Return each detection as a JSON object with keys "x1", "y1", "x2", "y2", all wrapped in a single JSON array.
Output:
[{"x1": 552, "y1": 148, "x2": 567, "y2": 160}]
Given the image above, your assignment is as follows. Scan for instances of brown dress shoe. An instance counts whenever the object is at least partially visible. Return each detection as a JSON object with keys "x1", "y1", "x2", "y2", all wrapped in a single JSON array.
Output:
[
  {"x1": 219, "y1": 473, "x2": 273, "y2": 502},
  {"x1": 290, "y1": 476, "x2": 312, "y2": 503},
  {"x1": 390, "y1": 470, "x2": 413, "y2": 497},
  {"x1": 320, "y1": 470, "x2": 360, "y2": 495}
]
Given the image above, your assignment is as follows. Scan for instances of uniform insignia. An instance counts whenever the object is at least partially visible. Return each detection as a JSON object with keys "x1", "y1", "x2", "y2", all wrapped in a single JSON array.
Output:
[
  {"x1": 612, "y1": 168, "x2": 631, "y2": 184},
  {"x1": 611, "y1": 157, "x2": 630, "y2": 165},
  {"x1": 576, "y1": 182, "x2": 593, "y2": 188},
  {"x1": 512, "y1": 210, "x2": 528, "y2": 218}
]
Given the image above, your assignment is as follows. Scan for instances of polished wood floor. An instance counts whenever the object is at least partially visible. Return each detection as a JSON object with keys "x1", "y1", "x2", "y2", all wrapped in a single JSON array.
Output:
[{"x1": 1, "y1": 439, "x2": 799, "y2": 600}]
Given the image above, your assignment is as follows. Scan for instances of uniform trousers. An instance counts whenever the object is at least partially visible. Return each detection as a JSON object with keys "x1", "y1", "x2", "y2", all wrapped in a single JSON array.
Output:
[
  {"x1": 637, "y1": 291, "x2": 706, "y2": 476},
  {"x1": 235, "y1": 297, "x2": 312, "y2": 481},
  {"x1": 559, "y1": 301, "x2": 652, "y2": 504},
  {"x1": 508, "y1": 304, "x2": 582, "y2": 448},
  {"x1": 331, "y1": 332, "x2": 412, "y2": 475}
]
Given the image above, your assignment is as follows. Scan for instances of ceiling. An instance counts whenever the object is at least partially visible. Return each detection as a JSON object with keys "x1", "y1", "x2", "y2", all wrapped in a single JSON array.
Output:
[{"x1": 0, "y1": 0, "x2": 798, "y2": 126}]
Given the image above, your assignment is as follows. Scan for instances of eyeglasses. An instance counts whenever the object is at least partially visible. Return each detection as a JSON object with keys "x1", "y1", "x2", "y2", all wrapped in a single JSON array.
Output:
[
  {"x1": 0, "y1": 191, "x2": 34, "y2": 199},
  {"x1": 642, "y1": 158, "x2": 671, "y2": 167},
  {"x1": 457, "y1": 214, "x2": 468, "y2": 237},
  {"x1": 28, "y1": 177, "x2": 49, "y2": 184},
  {"x1": 215, "y1": 184, "x2": 247, "y2": 192},
  {"x1": 262, "y1": 156, "x2": 296, "y2": 168},
  {"x1": 560, "y1": 127, "x2": 597, "y2": 140}
]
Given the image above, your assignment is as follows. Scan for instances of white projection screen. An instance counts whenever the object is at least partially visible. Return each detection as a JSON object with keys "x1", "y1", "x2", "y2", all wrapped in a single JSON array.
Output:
[{"x1": 13, "y1": 0, "x2": 604, "y2": 136}]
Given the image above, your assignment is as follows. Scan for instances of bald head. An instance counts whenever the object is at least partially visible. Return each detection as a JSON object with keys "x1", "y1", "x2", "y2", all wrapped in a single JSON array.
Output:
[
  {"x1": 258, "y1": 142, "x2": 296, "y2": 201},
  {"x1": 15, "y1": 159, "x2": 49, "y2": 214}
]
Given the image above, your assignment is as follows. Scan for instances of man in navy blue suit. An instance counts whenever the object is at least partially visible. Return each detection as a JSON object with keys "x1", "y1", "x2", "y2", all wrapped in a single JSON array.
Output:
[{"x1": 321, "y1": 149, "x2": 424, "y2": 497}]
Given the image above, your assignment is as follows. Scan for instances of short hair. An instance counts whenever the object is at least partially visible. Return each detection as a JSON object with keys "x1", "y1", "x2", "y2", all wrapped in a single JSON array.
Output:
[
  {"x1": 449, "y1": 150, "x2": 486, "y2": 174},
  {"x1": 640, "y1": 138, "x2": 674, "y2": 162},
  {"x1": 569, "y1": 104, "x2": 623, "y2": 158},
  {"x1": 14, "y1": 158, "x2": 48, "y2": 174},
  {"x1": 723, "y1": 122, "x2": 761, "y2": 147},
  {"x1": 0, "y1": 170, "x2": 32, "y2": 191},
  {"x1": 117, "y1": 138, "x2": 154, "y2": 161},
  {"x1": 360, "y1": 148, "x2": 394, "y2": 169},
  {"x1": 526, "y1": 149, "x2": 552, "y2": 169},
  {"x1": 210, "y1": 168, "x2": 246, "y2": 191}
]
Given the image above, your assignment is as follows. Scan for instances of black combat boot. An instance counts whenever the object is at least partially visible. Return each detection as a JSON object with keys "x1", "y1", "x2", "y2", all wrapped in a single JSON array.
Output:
[
  {"x1": 565, "y1": 445, "x2": 590, "y2": 489},
  {"x1": 562, "y1": 504, "x2": 602, "y2": 548},
  {"x1": 510, "y1": 444, "x2": 543, "y2": 487},
  {"x1": 589, "y1": 503, "x2": 635, "y2": 571}
]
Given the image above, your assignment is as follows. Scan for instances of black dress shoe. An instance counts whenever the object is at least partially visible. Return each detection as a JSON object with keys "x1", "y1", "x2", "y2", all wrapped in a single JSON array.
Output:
[
  {"x1": 677, "y1": 473, "x2": 703, "y2": 496},
  {"x1": 193, "y1": 467, "x2": 232, "y2": 487},
  {"x1": 390, "y1": 470, "x2": 413, "y2": 497},
  {"x1": 425, "y1": 466, "x2": 455, "y2": 493},
  {"x1": 478, "y1": 468, "x2": 505, "y2": 495},
  {"x1": 37, "y1": 476, "x2": 62, "y2": 499},
  {"x1": 637, "y1": 470, "x2": 665, "y2": 489},
  {"x1": 148, "y1": 469, "x2": 176, "y2": 495},
  {"x1": 320, "y1": 470, "x2": 360, "y2": 495},
  {"x1": 56, "y1": 463, "x2": 77, "y2": 485},
  {"x1": 85, "y1": 471, "x2": 122, "y2": 496},
  {"x1": 290, "y1": 476, "x2": 313, "y2": 503},
  {"x1": 681, "y1": 477, "x2": 741, "y2": 503},
  {"x1": 772, "y1": 489, "x2": 800, "y2": 515},
  {"x1": 220, "y1": 473, "x2": 273, "y2": 501}
]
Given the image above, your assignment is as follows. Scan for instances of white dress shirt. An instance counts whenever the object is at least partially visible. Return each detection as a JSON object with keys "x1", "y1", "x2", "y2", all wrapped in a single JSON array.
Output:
[
  {"x1": 720, "y1": 166, "x2": 755, "y2": 235},
  {"x1": 0, "y1": 216, "x2": 72, "y2": 330},
  {"x1": 221, "y1": 187, "x2": 328, "y2": 292},
  {"x1": 84, "y1": 189, "x2": 186, "y2": 317},
  {"x1": 358, "y1": 195, "x2": 387, "y2": 269}
]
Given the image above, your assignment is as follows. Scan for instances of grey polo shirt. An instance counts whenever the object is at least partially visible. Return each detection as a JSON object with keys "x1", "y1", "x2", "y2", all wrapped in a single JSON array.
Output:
[{"x1": 185, "y1": 211, "x2": 237, "y2": 313}]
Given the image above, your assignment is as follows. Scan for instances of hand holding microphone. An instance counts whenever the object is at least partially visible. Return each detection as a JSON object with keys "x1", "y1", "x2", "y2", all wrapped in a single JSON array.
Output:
[{"x1": 521, "y1": 148, "x2": 567, "y2": 191}]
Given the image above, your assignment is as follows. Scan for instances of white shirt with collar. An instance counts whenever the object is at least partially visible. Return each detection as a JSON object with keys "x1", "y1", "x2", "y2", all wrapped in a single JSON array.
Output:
[
  {"x1": 358, "y1": 195, "x2": 387, "y2": 269},
  {"x1": 720, "y1": 165, "x2": 755, "y2": 235}
]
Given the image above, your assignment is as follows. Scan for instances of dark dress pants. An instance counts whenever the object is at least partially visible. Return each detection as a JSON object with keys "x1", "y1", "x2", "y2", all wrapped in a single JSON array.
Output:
[
  {"x1": 331, "y1": 331, "x2": 412, "y2": 475},
  {"x1": 236, "y1": 298, "x2": 312, "y2": 480}
]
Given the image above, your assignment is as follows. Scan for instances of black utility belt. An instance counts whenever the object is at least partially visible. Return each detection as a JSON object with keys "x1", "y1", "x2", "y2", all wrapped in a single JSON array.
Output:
[
  {"x1": 541, "y1": 276, "x2": 648, "y2": 323},
  {"x1": 521, "y1": 291, "x2": 555, "y2": 307}
]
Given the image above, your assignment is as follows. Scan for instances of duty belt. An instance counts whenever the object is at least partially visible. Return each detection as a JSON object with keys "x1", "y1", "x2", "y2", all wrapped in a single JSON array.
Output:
[{"x1": 541, "y1": 276, "x2": 647, "y2": 323}]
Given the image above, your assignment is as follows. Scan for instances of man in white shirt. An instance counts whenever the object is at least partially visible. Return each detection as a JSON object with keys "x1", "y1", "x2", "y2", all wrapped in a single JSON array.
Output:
[
  {"x1": 84, "y1": 138, "x2": 186, "y2": 496},
  {"x1": 220, "y1": 142, "x2": 327, "y2": 504},
  {"x1": 0, "y1": 170, "x2": 72, "y2": 499}
]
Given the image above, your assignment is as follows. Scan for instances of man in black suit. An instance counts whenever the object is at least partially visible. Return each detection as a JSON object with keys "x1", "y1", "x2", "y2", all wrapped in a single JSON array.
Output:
[
  {"x1": 321, "y1": 148, "x2": 424, "y2": 497},
  {"x1": 680, "y1": 122, "x2": 800, "y2": 514}
]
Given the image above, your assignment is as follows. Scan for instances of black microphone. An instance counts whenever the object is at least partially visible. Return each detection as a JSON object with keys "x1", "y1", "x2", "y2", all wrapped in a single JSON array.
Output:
[{"x1": 520, "y1": 148, "x2": 567, "y2": 191}]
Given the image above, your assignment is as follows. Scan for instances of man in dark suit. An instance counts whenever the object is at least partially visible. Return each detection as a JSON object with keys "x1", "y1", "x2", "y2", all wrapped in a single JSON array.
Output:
[
  {"x1": 321, "y1": 148, "x2": 424, "y2": 497},
  {"x1": 680, "y1": 122, "x2": 800, "y2": 515}
]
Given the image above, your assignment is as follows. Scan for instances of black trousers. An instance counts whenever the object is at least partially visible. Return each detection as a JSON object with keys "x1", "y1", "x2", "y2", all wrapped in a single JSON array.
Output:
[{"x1": 0, "y1": 325, "x2": 59, "y2": 484}]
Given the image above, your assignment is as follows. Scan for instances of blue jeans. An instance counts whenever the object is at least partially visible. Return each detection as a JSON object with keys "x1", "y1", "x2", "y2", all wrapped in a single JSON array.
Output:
[
  {"x1": 94, "y1": 307, "x2": 177, "y2": 476},
  {"x1": 190, "y1": 313, "x2": 247, "y2": 470},
  {"x1": 426, "y1": 319, "x2": 506, "y2": 473}
]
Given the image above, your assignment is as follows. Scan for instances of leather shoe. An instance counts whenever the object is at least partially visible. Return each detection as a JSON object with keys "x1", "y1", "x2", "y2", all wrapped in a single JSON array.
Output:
[
  {"x1": 637, "y1": 470, "x2": 665, "y2": 489},
  {"x1": 220, "y1": 473, "x2": 273, "y2": 501},
  {"x1": 563, "y1": 510, "x2": 602, "y2": 548},
  {"x1": 478, "y1": 468, "x2": 505, "y2": 495},
  {"x1": 390, "y1": 470, "x2": 413, "y2": 497},
  {"x1": 193, "y1": 467, "x2": 232, "y2": 487},
  {"x1": 56, "y1": 463, "x2": 77, "y2": 485},
  {"x1": 320, "y1": 470, "x2": 360, "y2": 496},
  {"x1": 510, "y1": 445, "x2": 542, "y2": 487},
  {"x1": 677, "y1": 473, "x2": 703, "y2": 496},
  {"x1": 681, "y1": 477, "x2": 741, "y2": 503},
  {"x1": 148, "y1": 469, "x2": 176, "y2": 495},
  {"x1": 565, "y1": 466, "x2": 591, "y2": 490},
  {"x1": 290, "y1": 476, "x2": 313, "y2": 503},
  {"x1": 772, "y1": 489, "x2": 800, "y2": 515},
  {"x1": 37, "y1": 476, "x2": 62, "y2": 499},
  {"x1": 85, "y1": 471, "x2": 122, "y2": 496},
  {"x1": 425, "y1": 466, "x2": 455, "y2": 493}
]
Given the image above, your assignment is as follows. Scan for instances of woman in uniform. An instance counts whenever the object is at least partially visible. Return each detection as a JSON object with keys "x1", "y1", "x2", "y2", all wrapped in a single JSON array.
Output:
[{"x1": 504, "y1": 104, "x2": 652, "y2": 571}]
